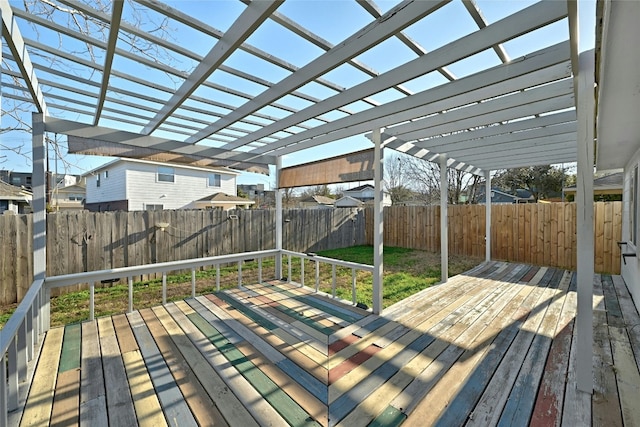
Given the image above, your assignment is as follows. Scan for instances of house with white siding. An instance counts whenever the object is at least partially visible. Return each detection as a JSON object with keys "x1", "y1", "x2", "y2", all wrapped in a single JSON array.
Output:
[{"x1": 83, "y1": 158, "x2": 245, "y2": 211}]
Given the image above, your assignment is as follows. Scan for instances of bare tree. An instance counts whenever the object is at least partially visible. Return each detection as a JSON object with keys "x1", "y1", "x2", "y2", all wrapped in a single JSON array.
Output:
[{"x1": 2, "y1": 0, "x2": 178, "y2": 170}]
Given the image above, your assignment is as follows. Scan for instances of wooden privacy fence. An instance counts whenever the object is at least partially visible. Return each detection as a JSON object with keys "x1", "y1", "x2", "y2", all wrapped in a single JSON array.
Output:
[
  {"x1": 365, "y1": 202, "x2": 622, "y2": 275},
  {"x1": 0, "y1": 208, "x2": 365, "y2": 305}
]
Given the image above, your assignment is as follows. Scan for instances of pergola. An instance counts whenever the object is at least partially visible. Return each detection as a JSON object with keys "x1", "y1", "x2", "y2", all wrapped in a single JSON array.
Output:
[{"x1": 1, "y1": 0, "x2": 598, "y2": 401}]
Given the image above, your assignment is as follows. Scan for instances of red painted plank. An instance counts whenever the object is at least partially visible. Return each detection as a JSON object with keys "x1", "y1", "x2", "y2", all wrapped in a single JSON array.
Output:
[
  {"x1": 329, "y1": 344, "x2": 383, "y2": 384},
  {"x1": 328, "y1": 334, "x2": 359, "y2": 356}
]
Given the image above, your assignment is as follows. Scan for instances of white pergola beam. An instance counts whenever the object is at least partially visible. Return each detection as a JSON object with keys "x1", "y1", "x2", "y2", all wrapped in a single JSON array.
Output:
[
  {"x1": 44, "y1": 118, "x2": 276, "y2": 165},
  {"x1": 142, "y1": 0, "x2": 282, "y2": 134},
  {"x1": 257, "y1": 43, "x2": 571, "y2": 158},
  {"x1": 225, "y1": 2, "x2": 568, "y2": 151},
  {"x1": 187, "y1": 0, "x2": 451, "y2": 144},
  {"x1": 470, "y1": 152, "x2": 578, "y2": 170},
  {"x1": 0, "y1": 0, "x2": 47, "y2": 114},
  {"x1": 419, "y1": 122, "x2": 577, "y2": 155},
  {"x1": 93, "y1": 0, "x2": 123, "y2": 126},
  {"x1": 388, "y1": 78, "x2": 573, "y2": 142},
  {"x1": 414, "y1": 110, "x2": 576, "y2": 149},
  {"x1": 462, "y1": 0, "x2": 509, "y2": 63}
]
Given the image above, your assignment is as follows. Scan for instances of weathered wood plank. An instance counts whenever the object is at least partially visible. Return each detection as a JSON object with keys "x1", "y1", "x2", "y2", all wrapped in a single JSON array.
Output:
[
  {"x1": 153, "y1": 305, "x2": 258, "y2": 426},
  {"x1": 121, "y1": 348, "x2": 167, "y2": 427},
  {"x1": 79, "y1": 321, "x2": 107, "y2": 427},
  {"x1": 97, "y1": 317, "x2": 137, "y2": 427},
  {"x1": 21, "y1": 328, "x2": 64, "y2": 427},
  {"x1": 139, "y1": 307, "x2": 229, "y2": 427},
  {"x1": 50, "y1": 369, "x2": 80, "y2": 427},
  {"x1": 609, "y1": 326, "x2": 640, "y2": 427},
  {"x1": 127, "y1": 310, "x2": 198, "y2": 427}
]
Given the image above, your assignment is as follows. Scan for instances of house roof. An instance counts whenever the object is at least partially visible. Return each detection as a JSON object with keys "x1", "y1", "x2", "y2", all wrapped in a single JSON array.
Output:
[
  {"x1": 564, "y1": 172, "x2": 623, "y2": 194},
  {"x1": 335, "y1": 196, "x2": 364, "y2": 206},
  {"x1": 58, "y1": 183, "x2": 86, "y2": 192},
  {"x1": 0, "y1": 181, "x2": 32, "y2": 201},
  {"x1": 82, "y1": 158, "x2": 240, "y2": 177},
  {"x1": 1, "y1": 1, "x2": 581, "y2": 177},
  {"x1": 300, "y1": 195, "x2": 335, "y2": 205},
  {"x1": 345, "y1": 184, "x2": 374, "y2": 192},
  {"x1": 197, "y1": 193, "x2": 254, "y2": 204}
]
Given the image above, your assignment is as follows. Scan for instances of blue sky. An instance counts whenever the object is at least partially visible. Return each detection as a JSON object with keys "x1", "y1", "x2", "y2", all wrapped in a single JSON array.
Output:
[{"x1": 1, "y1": 0, "x2": 595, "y2": 185}]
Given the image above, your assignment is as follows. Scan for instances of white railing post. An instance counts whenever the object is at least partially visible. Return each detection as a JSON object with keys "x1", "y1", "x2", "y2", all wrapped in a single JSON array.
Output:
[
  {"x1": 315, "y1": 260, "x2": 320, "y2": 292},
  {"x1": 90, "y1": 282, "x2": 95, "y2": 321},
  {"x1": 128, "y1": 277, "x2": 133, "y2": 313},
  {"x1": 332, "y1": 264, "x2": 337, "y2": 298},
  {"x1": 300, "y1": 258, "x2": 305, "y2": 287},
  {"x1": 238, "y1": 261, "x2": 243, "y2": 287},
  {"x1": 352, "y1": 269, "x2": 357, "y2": 305},
  {"x1": 0, "y1": 354, "x2": 7, "y2": 427},
  {"x1": 162, "y1": 272, "x2": 167, "y2": 304},
  {"x1": 8, "y1": 338, "x2": 18, "y2": 410},
  {"x1": 287, "y1": 254, "x2": 292, "y2": 283},
  {"x1": 191, "y1": 268, "x2": 196, "y2": 298},
  {"x1": 216, "y1": 265, "x2": 221, "y2": 292},
  {"x1": 258, "y1": 258, "x2": 263, "y2": 284}
]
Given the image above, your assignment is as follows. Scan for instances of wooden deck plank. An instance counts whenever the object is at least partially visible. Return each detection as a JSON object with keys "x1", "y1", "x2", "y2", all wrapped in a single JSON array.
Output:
[
  {"x1": 184, "y1": 307, "x2": 320, "y2": 427},
  {"x1": 168, "y1": 301, "x2": 288, "y2": 426},
  {"x1": 127, "y1": 311, "x2": 198, "y2": 427},
  {"x1": 612, "y1": 275, "x2": 640, "y2": 369},
  {"x1": 189, "y1": 296, "x2": 327, "y2": 422},
  {"x1": 79, "y1": 321, "x2": 107, "y2": 427},
  {"x1": 152, "y1": 305, "x2": 259, "y2": 427},
  {"x1": 139, "y1": 307, "x2": 229, "y2": 427},
  {"x1": 112, "y1": 313, "x2": 139, "y2": 353},
  {"x1": 609, "y1": 326, "x2": 640, "y2": 427},
  {"x1": 121, "y1": 349, "x2": 168, "y2": 427},
  {"x1": 402, "y1": 267, "x2": 547, "y2": 426},
  {"x1": 20, "y1": 327, "x2": 64, "y2": 427},
  {"x1": 51, "y1": 324, "x2": 82, "y2": 426},
  {"x1": 96, "y1": 317, "x2": 137, "y2": 427},
  {"x1": 591, "y1": 275, "x2": 623, "y2": 427}
]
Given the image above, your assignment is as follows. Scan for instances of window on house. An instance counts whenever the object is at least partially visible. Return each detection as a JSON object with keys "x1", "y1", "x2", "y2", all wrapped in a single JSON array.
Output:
[
  {"x1": 96, "y1": 174, "x2": 101, "y2": 187},
  {"x1": 26, "y1": 177, "x2": 32, "y2": 185},
  {"x1": 104, "y1": 170, "x2": 109, "y2": 178},
  {"x1": 68, "y1": 194, "x2": 84, "y2": 201},
  {"x1": 145, "y1": 204, "x2": 163, "y2": 211},
  {"x1": 158, "y1": 166, "x2": 175, "y2": 183},
  {"x1": 208, "y1": 173, "x2": 221, "y2": 187},
  {"x1": 11, "y1": 177, "x2": 20, "y2": 185}
]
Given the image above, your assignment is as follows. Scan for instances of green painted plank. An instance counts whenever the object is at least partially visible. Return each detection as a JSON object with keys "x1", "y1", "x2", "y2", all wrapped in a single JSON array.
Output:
[
  {"x1": 59, "y1": 323, "x2": 82, "y2": 373},
  {"x1": 278, "y1": 288, "x2": 364, "y2": 323},
  {"x1": 368, "y1": 406, "x2": 407, "y2": 427},
  {"x1": 267, "y1": 301, "x2": 335, "y2": 336},
  {"x1": 217, "y1": 292, "x2": 279, "y2": 331},
  {"x1": 187, "y1": 312, "x2": 321, "y2": 427}
]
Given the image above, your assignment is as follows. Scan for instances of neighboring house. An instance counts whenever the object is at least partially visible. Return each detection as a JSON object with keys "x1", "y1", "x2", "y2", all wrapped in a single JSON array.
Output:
[
  {"x1": 563, "y1": 172, "x2": 623, "y2": 201},
  {"x1": 83, "y1": 158, "x2": 244, "y2": 211},
  {"x1": 476, "y1": 187, "x2": 535, "y2": 204},
  {"x1": 342, "y1": 184, "x2": 392, "y2": 206},
  {"x1": 298, "y1": 195, "x2": 335, "y2": 209},
  {"x1": 0, "y1": 170, "x2": 32, "y2": 189},
  {"x1": 335, "y1": 195, "x2": 364, "y2": 208},
  {"x1": 237, "y1": 184, "x2": 276, "y2": 208},
  {"x1": 0, "y1": 181, "x2": 32, "y2": 214},
  {"x1": 50, "y1": 182, "x2": 86, "y2": 211},
  {"x1": 193, "y1": 193, "x2": 254, "y2": 211}
]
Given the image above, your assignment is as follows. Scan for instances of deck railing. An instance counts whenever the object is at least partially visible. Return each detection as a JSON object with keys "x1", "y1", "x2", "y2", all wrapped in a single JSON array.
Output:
[
  {"x1": 281, "y1": 249, "x2": 374, "y2": 305},
  {"x1": 2, "y1": 249, "x2": 374, "y2": 424}
]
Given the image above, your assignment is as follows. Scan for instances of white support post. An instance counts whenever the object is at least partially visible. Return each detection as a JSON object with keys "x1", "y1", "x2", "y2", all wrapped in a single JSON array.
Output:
[
  {"x1": 275, "y1": 157, "x2": 283, "y2": 279},
  {"x1": 32, "y1": 113, "x2": 49, "y2": 331},
  {"x1": 372, "y1": 128, "x2": 384, "y2": 314},
  {"x1": 575, "y1": 49, "x2": 595, "y2": 394},
  {"x1": 485, "y1": 170, "x2": 492, "y2": 262},
  {"x1": 440, "y1": 154, "x2": 448, "y2": 283}
]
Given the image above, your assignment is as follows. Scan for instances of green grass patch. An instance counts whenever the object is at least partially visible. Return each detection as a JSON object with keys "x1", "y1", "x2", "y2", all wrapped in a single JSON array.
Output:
[{"x1": 0, "y1": 246, "x2": 482, "y2": 328}]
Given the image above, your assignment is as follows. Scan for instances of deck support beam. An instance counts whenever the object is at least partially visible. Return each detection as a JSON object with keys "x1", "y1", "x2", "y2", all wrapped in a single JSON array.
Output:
[
  {"x1": 32, "y1": 112, "x2": 49, "y2": 331},
  {"x1": 575, "y1": 48, "x2": 595, "y2": 394},
  {"x1": 485, "y1": 170, "x2": 491, "y2": 262},
  {"x1": 440, "y1": 154, "x2": 448, "y2": 283},
  {"x1": 275, "y1": 157, "x2": 283, "y2": 279},
  {"x1": 372, "y1": 128, "x2": 384, "y2": 314}
]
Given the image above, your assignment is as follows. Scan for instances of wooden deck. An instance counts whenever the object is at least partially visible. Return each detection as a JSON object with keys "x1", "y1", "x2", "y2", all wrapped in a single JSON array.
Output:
[{"x1": 12, "y1": 262, "x2": 640, "y2": 426}]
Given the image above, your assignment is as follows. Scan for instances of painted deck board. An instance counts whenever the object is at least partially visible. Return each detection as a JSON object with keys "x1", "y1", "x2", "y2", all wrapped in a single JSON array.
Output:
[{"x1": 17, "y1": 263, "x2": 640, "y2": 427}]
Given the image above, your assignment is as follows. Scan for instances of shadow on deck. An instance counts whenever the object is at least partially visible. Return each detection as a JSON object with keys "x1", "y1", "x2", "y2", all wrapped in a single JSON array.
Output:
[{"x1": 12, "y1": 262, "x2": 640, "y2": 426}]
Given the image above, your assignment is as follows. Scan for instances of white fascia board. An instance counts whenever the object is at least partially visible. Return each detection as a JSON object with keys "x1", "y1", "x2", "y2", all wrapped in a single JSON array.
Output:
[
  {"x1": 44, "y1": 118, "x2": 276, "y2": 165},
  {"x1": 93, "y1": 0, "x2": 123, "y2": 125},
  {"x1": 219, "y1": 0, "x2": 567, "y2": 151},
  {"x1": 142, "y1": 0, "x2": 282, "y2": 134},
  {"x1": 0, "y1": 0, "x2": 47, "y2": 114},
  {"x1": 470, "y1": 151, "x2": 577, "y2": 170},
  {"x1": 413, "y1": 110, "x2": 576, "y2": 149},
  {"x1": 417, "y1": 121, "x2": 577, "y2": 154},
  {"x1": 186, "y1": 0, "x2": 452, "y2": 144},
  {"x1": 255, "y1": 43, "x2": 571, "y2": 159},
  {"x1": 460, "y1": 137, "x2": 576, "y2": 161}
]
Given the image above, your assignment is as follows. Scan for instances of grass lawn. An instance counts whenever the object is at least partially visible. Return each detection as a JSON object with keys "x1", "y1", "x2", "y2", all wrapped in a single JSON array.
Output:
[{"x1": 0, "y1": 246, "x2": 483, "y2": 328}]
